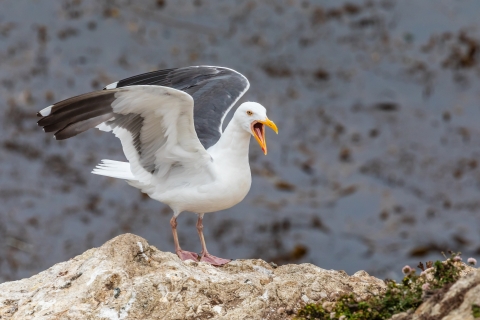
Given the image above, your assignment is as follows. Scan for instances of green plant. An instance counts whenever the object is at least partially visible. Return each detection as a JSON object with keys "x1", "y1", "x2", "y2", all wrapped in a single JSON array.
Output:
[
  {"x1": 296, "y1": 252, "x2": 467, "y2": 320},
  {"x1": 429, "y1": 257, "x2": 462, "y2": 289},
  {"x1": 472, "y1": 304, "x2": 480, "y2": 318}
]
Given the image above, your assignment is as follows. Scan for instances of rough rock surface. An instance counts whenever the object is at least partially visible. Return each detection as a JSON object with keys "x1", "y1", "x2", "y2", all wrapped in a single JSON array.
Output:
[
  {"x1": 0, "y1": 234, "x2": 386, "y2": 320},
  {"x1": 391, "y1": 268, "x2": 480, "y2": 320}
]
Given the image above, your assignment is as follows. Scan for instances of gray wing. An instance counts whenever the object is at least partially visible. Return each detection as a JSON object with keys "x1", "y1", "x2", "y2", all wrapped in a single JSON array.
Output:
[
  {"x1": 38, "y1": 86, "x2": 214, "y2": 189},
  {"x1": 105, "y1": 66, "x2": 250, "y2": 149}
]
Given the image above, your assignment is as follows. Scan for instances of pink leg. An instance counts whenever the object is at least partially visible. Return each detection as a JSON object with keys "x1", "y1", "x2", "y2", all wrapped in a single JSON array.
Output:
[
  {"x1": 170, "y1": 216, "x2": 198, "y2": 262},
  {"x1": 197, "y1": 214, "x2": 231, "y2": 266}
]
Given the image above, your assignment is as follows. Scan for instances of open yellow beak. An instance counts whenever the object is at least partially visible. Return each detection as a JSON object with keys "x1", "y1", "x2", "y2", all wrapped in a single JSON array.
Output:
[{"x1": 251, "y1": 118, "x2": 278, "y2": 155}]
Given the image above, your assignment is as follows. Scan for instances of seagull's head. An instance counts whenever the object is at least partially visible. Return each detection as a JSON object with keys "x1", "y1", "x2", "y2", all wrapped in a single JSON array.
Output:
[{"x1": 235, "y1": 102, "x2": 278, "y2": 155}]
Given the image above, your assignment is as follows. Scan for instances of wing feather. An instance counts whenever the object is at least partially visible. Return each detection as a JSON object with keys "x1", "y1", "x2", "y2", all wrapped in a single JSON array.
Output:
[
  {"x1": 38, "y1": 65, "x2": 249, "y2": 191},
  {"x1": 105, "y1": 66, "x2": 250, "y2": 149},
  {"x1": 38, "y1": 86, "x2": 213, "y2": 191}
]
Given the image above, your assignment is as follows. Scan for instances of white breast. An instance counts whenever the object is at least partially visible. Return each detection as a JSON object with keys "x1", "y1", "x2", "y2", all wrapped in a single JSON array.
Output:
[{"x1": 152, "y1": 157, "x2": 252, "y2": 214}]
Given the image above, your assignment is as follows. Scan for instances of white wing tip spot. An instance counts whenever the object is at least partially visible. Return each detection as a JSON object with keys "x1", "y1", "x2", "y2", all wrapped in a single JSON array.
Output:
[
  {"x1": 39, "y1": 105, "x2": 53, "y2": 116},
  {"x1": 105, "y1": 81, "x2": 118, "y2": 90}
]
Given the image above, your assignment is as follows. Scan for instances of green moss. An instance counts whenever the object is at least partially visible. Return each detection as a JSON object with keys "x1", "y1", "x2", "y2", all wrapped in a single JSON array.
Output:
[
  {"x1": 296, "y1": 253, "x2": 466, "y2": 320},
  {"x1": 297, "y1": 277, "x2": 422, "y2": 319},
  {"x1": 472, "y1": 304, "x2": 480, "y2": 318},
  {"x1": 430, "y1": 258, "x2": 462, "y2": 289}
]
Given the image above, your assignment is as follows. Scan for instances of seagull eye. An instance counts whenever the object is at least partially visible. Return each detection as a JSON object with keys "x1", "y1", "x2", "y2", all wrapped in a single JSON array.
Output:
[{"x1": 246, "y1": 111, "x2": 253, "y2": 116}]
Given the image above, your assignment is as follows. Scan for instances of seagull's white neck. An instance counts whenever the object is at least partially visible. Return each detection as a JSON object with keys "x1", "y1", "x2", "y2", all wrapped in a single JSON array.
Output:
[{"x1": 208, "y1": 117, "x2": 251, "y2": 163}]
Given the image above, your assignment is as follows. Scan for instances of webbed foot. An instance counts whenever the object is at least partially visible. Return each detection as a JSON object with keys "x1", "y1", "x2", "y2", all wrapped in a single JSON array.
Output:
[{"x1": 200, "y1": 253, "x2": 231, "y2": 266}]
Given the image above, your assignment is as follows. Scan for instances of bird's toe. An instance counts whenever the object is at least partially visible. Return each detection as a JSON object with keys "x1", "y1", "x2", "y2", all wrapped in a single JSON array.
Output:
[
  {"x1": 177, "y1": 250, "x2": 199, "y2": 262},
  {"x1": 200, "y1": 253, "x2": 231, "y2": 266}
]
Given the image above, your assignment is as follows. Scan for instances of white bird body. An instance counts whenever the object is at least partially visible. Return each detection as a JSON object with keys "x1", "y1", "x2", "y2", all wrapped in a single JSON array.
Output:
[
  {"x1": 154, "y1": 117, "x2": 253, "y2": 214},
  {"x1": 92, "y1": 91, "x2": 256, "y2": 215},
  {"x1": 38, "y1": 66, "x2": 277, "y2": 265}
]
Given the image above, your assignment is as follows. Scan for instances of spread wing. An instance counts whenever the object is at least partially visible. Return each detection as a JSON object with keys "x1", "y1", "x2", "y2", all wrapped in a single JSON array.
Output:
[
  {"x1": 37, "y1": 86, "x2": 213, "y2": 190},
  {"x1": 105, "y1": 66, "x2": 250, "y2": 149}
]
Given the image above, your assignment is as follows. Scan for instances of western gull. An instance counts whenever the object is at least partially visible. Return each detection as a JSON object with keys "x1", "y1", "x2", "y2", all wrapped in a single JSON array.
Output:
[{"x1": 37, "y1": 66, "x2": 278, "y2": 266}]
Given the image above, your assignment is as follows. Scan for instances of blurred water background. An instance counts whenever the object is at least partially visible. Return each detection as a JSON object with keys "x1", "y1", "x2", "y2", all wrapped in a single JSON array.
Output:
[{"x1": 1, "y1": 0, "x2": 480, "y2": 282}]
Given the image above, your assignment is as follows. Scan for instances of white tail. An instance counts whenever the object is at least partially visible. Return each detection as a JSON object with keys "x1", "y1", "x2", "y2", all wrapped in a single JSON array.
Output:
[{"x1": 92, "y1": 159, "x2": 136, "y2": 180}]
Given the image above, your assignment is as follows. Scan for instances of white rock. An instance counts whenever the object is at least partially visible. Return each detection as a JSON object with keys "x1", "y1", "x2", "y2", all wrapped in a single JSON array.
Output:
[{"x1": 0, "y1": 234, "x2": 387, "y2": 319}]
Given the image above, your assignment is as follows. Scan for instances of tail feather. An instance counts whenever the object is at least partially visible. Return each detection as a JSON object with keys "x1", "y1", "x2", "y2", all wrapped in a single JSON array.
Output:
[{"x1": 92, "y1": 159, "x2": 136, "y2": 180}]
